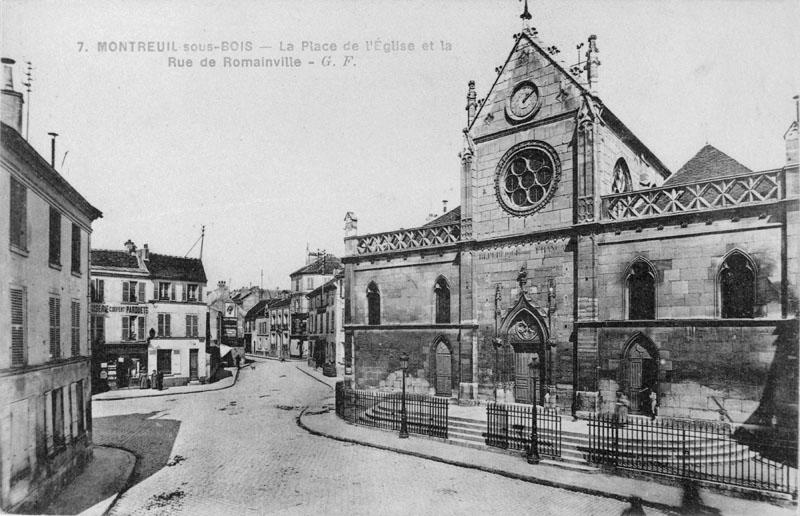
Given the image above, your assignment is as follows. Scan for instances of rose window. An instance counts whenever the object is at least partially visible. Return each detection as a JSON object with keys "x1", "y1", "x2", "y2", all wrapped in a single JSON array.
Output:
[{"x1": 495, "y1": 142, "x2": 560, "y2": 216}]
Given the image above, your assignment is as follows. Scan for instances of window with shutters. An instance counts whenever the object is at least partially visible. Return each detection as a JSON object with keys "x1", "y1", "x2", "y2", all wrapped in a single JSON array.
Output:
[
  {"x1": 11, "y1": 287, "x2": 26, "y2": 367},
  {"x1": 185, "y1": 314, "x2": 198, "y2": 337},
  {"x1": 91, "y1": 278, "x2": 104, "y2": 302},
  {"x1": 91, "y1": 315, "x2": 105, "y2": 345},
  {"x1": 122, "y1": 281, "x2": 140, "y2": 303},
  {"x1": 9, "y1": 176, "x2": 27, "y2": 251},
  {"x1": 52, "y1": 387, "x2": 65, "y2": 452},
  {"x1": 49, "y1": 207, "x2": 61, "y2": 266},
  {"x1": 71, "y1": 223, "x2": 81, "y2": 274},
  {"x1": 122, "y1": 315, "x2": 143, "y2": 341},
  {"x1": 159, "y1": 282, "x2": 172, "y2": 300},
  {"x1": 49, "y1": 296, "x2": 61, "y2": 359},
  {"x1": 158, "y1": 313, "x2": 171, "y2": 337},
  {"x1": 71, "y1": 300, "x2": 81, "y2": 356},
  {"x1": 187, "y1": 284, "x2": 199, "y2": 302}
]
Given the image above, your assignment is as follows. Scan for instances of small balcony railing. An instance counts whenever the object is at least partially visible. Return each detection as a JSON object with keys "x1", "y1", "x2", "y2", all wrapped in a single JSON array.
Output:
[
  {"x1": 353, "y1": 222, "x2": 460, "y2": 256},
  {"x1": 601, "y1": 170, "x2": 784, "y2": 221}
]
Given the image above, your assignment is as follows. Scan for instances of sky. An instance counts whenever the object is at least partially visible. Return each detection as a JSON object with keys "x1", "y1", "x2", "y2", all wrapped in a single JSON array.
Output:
[{"x1": 2, "y1": 0, "x2": 798, "y2": 291}]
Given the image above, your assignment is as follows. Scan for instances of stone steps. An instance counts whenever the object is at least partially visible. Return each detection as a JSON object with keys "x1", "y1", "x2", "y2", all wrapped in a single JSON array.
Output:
[{"x1": 361, "y1": 402, "x2": 756, "y2": 469}]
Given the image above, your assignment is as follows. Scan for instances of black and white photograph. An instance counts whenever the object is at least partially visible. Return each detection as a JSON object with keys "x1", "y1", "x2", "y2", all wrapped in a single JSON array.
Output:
[{"x1": 1, "y1": 0, "x2": 798, "y2": 514}]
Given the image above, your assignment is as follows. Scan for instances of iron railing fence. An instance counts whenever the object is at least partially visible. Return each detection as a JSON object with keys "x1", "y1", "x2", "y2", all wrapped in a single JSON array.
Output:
[
  {"x1": 485, "y1": 402, "x2": 562, "y2": 458},
  {"x1": 334, "y1": 382, "x2": 448, "y2": 438},
  {"x1": 587, "y1": 414, "x2": 797, "y2": 497}
]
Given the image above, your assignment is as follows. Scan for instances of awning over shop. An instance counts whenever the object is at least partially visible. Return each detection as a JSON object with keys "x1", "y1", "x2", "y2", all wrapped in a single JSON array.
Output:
[{"x1": 219, "y1": 344, "x2": 232, "y2": 357}]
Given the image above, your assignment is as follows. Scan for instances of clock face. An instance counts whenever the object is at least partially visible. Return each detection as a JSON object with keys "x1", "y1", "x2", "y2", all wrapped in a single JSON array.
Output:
[{"x1": 506, "y1": 81, "x2": 540, "y2": 122}]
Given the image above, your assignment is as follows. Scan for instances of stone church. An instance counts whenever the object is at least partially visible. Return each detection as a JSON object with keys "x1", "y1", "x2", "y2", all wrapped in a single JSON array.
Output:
[{"x1": 341, "y1": 13, "x2": 798, "y2": 431}]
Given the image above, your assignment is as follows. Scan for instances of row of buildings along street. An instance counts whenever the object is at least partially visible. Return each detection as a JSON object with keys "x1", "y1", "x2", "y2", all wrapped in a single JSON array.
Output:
[{"x1": 1, "y1": 3, "x2": 799, "y2": 514}]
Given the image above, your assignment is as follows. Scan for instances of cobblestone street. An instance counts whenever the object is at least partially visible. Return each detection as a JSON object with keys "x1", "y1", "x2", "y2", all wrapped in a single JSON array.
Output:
[{"x1": 92, "y1": 359, "x2": 671, "y2": 515}]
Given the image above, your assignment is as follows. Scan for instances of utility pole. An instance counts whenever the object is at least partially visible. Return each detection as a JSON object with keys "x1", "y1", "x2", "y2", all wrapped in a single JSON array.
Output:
[
  {"x1": 199, "y1": 225, "x2": 205, "y2": 260},
  {"x1": 22, "y1": 61, "x2": 32, "y2": 140}
]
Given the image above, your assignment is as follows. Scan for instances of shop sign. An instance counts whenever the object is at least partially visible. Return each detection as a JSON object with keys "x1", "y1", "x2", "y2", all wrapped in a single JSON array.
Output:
[{"x1": 92, "y1": 303, "x2": 149, "y2": 315}]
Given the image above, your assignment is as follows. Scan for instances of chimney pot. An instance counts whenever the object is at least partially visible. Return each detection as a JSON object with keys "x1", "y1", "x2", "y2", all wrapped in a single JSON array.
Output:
[{"x1": 1, "y1": 57, "x2": 24, "y2": 133}]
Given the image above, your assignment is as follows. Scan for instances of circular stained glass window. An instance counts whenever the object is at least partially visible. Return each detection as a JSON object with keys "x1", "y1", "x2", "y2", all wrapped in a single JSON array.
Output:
[{"x1": 495, "y1": 141, "x2": 561, "y2": 216}]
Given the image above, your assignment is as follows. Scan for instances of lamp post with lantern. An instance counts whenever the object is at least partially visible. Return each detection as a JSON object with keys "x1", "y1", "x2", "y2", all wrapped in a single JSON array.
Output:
[
  {"x1": 399, "y1": 352, "x2": 409, "y2": 439},
  {"x1": 527, "y1": 353, "x2": 540, "y2": 464}
]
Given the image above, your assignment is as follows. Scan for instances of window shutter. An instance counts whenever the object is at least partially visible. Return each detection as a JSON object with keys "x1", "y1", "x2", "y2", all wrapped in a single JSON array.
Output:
[
  {"x1": 198, "y1": 288, "x2": 203, "y2": 302},
  {"x1": 122, "y1": 316, "x2": 129, "y2": 341},
  {"x1": 186, "y1": 315, "x2": 191, "y2": 336},
  {"x1": 171, "y1": 284, "x2": 176, "y2": 301},
  {"x1": 165, "y1": 314, "x2": 171, "y2": 337},
  {"x1": 138, "y1": 317, "x2": 145, "y2": 341},
  {"x1": 139, "y1": 282, "x2": 145, "y2": 303},
  {"x1": 71, "y1": 301, "x2": 80, "y2": 357},
  {"x1": 182, "y1": 285, "x2": 187, "y2": 302},
  {"x1": 122, "y1": 282, "x2": 129, "y2": 303},
  {"x1": 11, "y1": 288, "x2": 25, "y2": 366},
  {"x1": 49, "y1": 297, "x2": 61, "y2": 359},
  {"x1": 99, "y1": 279, "x2": 104, "y2": 302}
]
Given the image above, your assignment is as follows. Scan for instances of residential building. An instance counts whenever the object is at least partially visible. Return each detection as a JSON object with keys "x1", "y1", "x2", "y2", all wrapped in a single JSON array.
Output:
[
  {"x1": 1, "y1": 57, "x2": 102, "y2": 511},
  {"x1": 265, "y1": 297, "x2": 291, "y2": 359},
  {"x1": 288, "y1": 252, "x2": 341, "y2": 359},
  {"x1": 307, "y1": 273, "x2": 344, "y2": 376},
  {"x1": 245, "y1": 299, "x2": 270, "y2": 355},
  {"x1": 90, "y1": 241, "x2": 208, "y2": 389},
  {"x1": 341, "y1": 16, "x2": 798, "y2": 452}
]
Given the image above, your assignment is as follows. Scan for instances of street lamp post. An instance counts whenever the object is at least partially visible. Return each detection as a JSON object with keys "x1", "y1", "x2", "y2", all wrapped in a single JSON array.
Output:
[
  {"x1": 527, "y1": 354, "x2": 540, "y2": 464},
  {"x1": 399, "y1": 352, "x2": 409, "y2": 439}
]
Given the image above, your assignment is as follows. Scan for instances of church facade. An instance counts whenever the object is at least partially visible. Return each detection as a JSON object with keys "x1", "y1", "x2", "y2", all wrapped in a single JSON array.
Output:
[{"x1": 341, "y1": 23, "x2": 798, "y2": 430}]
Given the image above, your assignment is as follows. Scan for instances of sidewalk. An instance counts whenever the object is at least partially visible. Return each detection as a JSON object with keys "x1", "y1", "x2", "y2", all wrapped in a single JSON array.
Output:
[
  {"x1": 298, "y1": 407, "x2": 795, "y2": 516},
  {"x1": 93, "y1": 367, "x2": 239, "y2": 401},
  {"x1": 41, "y1": 446, "x2": 136, "y2": 515}
]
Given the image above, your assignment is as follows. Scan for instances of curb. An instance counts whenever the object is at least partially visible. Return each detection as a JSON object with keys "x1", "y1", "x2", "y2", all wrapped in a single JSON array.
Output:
[
  {"x1": 98, "y1": 445, "x2": 138, "y2": 516},
  {"x1": 92, "y1": 368, "x2": 241, "y2": 402},
  {"x1": 294, "y1": 365, "x2": 338, "y2": 390},
  {"x1": 296, "y1": 407, "x2": 679, "y2": 514}
]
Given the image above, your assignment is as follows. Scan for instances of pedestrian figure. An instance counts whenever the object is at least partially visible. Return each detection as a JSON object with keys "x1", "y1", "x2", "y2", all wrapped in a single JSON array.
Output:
[
  {"x1": 649, "y1": 390, "x2": 658, "y2": 420},
  {"x1": 615, "y1": 391, "x2": 629, "y2": 425}
]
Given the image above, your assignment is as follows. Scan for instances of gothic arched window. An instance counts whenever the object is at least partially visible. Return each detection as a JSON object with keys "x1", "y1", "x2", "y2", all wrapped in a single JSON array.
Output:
[
  {"x1": 627, "y1": 260, "x2": 656, "y2": 320},
  {"x1": 434, "y1": 277, "x2": 450, "y2": 324},
  {"x1": 720, "y1": 251, "x2": 755, "y2": 318},
  {"x1": 612, "y1": 158, "x2": 631, "y2": 194},
  {"x1": 367, "y1": 282, "x2": 381, "y2": 325}
]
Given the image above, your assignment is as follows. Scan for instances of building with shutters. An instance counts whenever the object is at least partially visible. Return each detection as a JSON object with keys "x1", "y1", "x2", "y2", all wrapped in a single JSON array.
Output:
[
  {"x1": 288, "y1": 252, "x2": 342, "y2": 359},
  {"x1": 341, "y1": 12, "x2": 798, "y2": 443},
  {"x1": 1, "y1": 58, "x2": 102, "y2": 511},
  {"x1": 90, "y1": 240, "x2": 208, "y2": 390},
  {"x1": 307, "y1": 273, "x2": 345, "y2": 376}
]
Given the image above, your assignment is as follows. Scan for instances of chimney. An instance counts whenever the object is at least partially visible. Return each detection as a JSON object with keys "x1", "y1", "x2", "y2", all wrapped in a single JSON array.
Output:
[
  {"x1": 466, "y1": 80, "x2": 477, "y2": 127},
  {"x1": 1, "y1": 58, "x2": 24, "y2": 133},
  {"x1": 48, "y1": 132, "x2": 58, "y2": 168},
  {"x1": 584, "y1": 35, "x2": 601, "y2": 94},
  {"x1": 142, "y1": 243, "x2": 150, "y2": 261},
  {"x1": 124, "y1": 239, "x2": 137, "y2": 255},
  {"x1": 442, "y1": 200, "x2": 448, "y2": 214},
  {"x1": 786, "y1": 95, "x2": 799, "y2": 166}
]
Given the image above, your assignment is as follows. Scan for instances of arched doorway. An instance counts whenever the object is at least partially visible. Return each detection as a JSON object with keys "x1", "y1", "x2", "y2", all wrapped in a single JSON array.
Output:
[
  {"x1": 507, "y1": 310, "x2": 545, "y2": 404},
  {"x1": 434, "y1": 339, "x2": 452, "y2": 396},
  {"x1": 622, "y1": 335, "x2": 659, "y2": 414}
]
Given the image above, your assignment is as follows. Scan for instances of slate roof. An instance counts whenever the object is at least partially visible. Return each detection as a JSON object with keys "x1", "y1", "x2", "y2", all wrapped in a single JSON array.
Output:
[
  {"x1": 3, "y1": 122, "x2": 102, "y2": 220},
  {"x1": 245, "y1": 299, "x2": 270, "y2": 321},
  {"x1": 663, "y1": 144, "x2": 753, "y2": 186},
  {"x1": 423, "y1": 206, "x2": 461, "y2": 227},
  {"x1": 147, "y1": 253, "x2": 207, "y2": 283},
  {"x1": 290, "y1": 255, "x2": 341, "y2": 277},
  {"x1": 307, "y1": 277, "x2": 340, "y2": 297},
  {"x1": 91, "y1": 249, "x2": 141, "y2": 269},
  {"x1": 268, "y1": 297, "x2": 291, "y2": 309}
]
